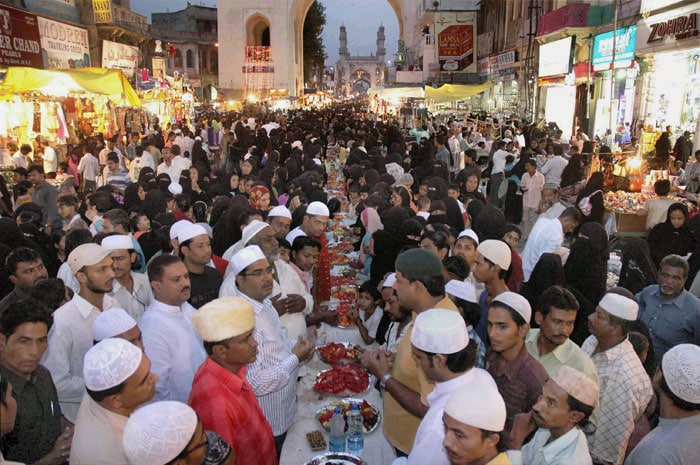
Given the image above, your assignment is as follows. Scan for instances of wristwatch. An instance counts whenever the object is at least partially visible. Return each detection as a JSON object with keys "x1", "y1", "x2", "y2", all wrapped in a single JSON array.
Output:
[{"x1": 380, "y1": 373, "x2": 393, "y2": 390}]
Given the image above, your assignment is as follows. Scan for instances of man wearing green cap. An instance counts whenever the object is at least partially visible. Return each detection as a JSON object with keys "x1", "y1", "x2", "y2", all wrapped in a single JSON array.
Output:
[{"x1": 367, "y1": 248, "x2": 457, "y2": 456}]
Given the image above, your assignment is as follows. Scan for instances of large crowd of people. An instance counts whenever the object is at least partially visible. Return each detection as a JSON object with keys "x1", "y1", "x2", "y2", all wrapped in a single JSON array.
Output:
[{"x1": 0, "y1": 101, "x2": 698, "y2": 465}]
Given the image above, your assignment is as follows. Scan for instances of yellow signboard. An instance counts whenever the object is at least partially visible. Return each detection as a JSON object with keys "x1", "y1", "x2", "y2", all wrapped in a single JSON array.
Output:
[{"x1": 93, "y1": 0, "x2": 112, "y2": 24}]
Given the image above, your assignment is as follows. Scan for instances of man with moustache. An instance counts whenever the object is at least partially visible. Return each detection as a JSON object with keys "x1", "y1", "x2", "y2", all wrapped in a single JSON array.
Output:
[
  {"x1": 139, "y1": 254, "x2": 206, "y2": 403},
  {"x1": 267, "y1": 205, "x2": 293, "y2": 240},
  {"x1": 43, "y1": 243, "x2": 118, "y2": 421},
  {"x1": 509, "y1": 365, "x2": 598, "y2": 465},
  {"x1": 231, "y1": 245, "x2": 315, "y2": 457},
  {"x1": 0, "y1": 247, "x2": 49, "y2": 314},
  {"x1": 189, "y1": 297, "x2": 278, "y2": 465},
  {"x1": 70, "y1": 338, "x2": 158, "y2": 464}
]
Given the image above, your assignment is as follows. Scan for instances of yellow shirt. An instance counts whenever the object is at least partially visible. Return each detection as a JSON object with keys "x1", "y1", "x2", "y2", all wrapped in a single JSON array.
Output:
[
  {"x1": 487, "y1": 452, "x2": 513, "y2": 465},
  {"x1": 382, "y1": 296, "x2": 458, "y2": 453}
]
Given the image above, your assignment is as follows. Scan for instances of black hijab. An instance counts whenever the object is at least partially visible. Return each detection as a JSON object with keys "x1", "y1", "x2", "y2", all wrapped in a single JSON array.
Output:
[{"x1": 564, "y1": 222, "x2": 609, "y2": 306}]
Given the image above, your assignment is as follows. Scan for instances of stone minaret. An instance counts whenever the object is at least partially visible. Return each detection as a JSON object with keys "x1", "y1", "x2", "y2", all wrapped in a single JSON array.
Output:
[
  {"x1": 376, "y1": 24, "x2": 386, "y2": 61},
  {"x1": 339, "y1": 25, "x2": 349, "y2": 58}
]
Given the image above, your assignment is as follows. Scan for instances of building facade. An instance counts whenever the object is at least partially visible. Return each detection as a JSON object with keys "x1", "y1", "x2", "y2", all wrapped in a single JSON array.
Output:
[{"x1": 335, "y1": 25, "x2": 387, "y2": 96}]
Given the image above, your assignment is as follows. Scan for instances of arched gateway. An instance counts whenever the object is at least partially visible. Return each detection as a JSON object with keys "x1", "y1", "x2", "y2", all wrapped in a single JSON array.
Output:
[{"x1": 217, "y1": 0, "x2": 409, "y2": 100}]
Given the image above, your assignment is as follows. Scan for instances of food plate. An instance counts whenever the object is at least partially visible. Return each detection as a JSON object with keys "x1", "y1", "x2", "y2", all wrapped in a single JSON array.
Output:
[
  {"x1": 317, "y1": 342, "x2": 362, "y2": 365},
  {"x1": 335, "y1": 301, "x2": 355, "y2": 328},
  {"x1": 313, "y1": 364, "x2": 371, "y2": 396},
  {"x1": 316, "y1": 398, "x2": 381, "y2": 434},
  {"x1": 303, "y1": 452, "x2": 366, "y2": 465}
]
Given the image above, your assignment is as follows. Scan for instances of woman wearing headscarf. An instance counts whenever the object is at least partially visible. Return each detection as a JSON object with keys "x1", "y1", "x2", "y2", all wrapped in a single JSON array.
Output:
[
  {"x1": 471, "y1": 204, "x2": 506, "y2": 241},
  {"x1": 123, "y1": 183, "x2": 144, "y2": 213},
  {"x1": 360, "y1": 207, "x2": 383, "y2": 277},
  {"x1": 370, "y1": 206, "x2": 409, "y2": 286},
  {"x1": 647, "y1": 202, "x2": 697, "y2": 266},
  {"x1": 466, "y1": 199, "x2": 485, "y2": 229},
  {"x1": 519, "y1": 253, "x2": 567, "y2": 314},
  {"x1": 442, "y1": 196, "x2": 465, "y2": 232},
  {"x1": 362, "y1": 169, "x2": 380, "y2": 189},
  {"x1": 212, "y1": 195, "x2": 250, "y2": 256},
  {"x1": 575, "y1": 171, "x2": 605, "y2": 224},
  {"x1": 191, "y1": 138, "x2": 211, "y2": 174},
  {"x1": 560, "y1": 154, "x2": 584, "y2": 189},
  {"x1": 564, "y1": 222, "x2": 609, "y2": 306},
  {"x1": 141, "y1": 189, "x2": 168, "y2": 221},
  {"x1": 137, "y1": 167, "x2": 157, "y2": 191},
  {"x1": 248, "y1": 184, "x2": 271, "y2": 212},
  {"x1": 618, "y1": 237, "x2": 658, "y2": 295}
]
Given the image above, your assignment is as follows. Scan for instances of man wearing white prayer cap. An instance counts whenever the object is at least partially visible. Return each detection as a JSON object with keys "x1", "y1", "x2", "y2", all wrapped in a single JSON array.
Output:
[
  {"x1": 189, "y1": 297, "x2": 277, "y2": 465},
  {"x1": 485, "y1": 292, "x2": 548, "y2": 433},
  {"x1": 442, "y1": 382, "x2": 509, "y2": 465},
  {"x1": 169, "y1": 219, "x2": 193, "y2": 257},
  {"x1": 140, "y1": 254, "x2": 206, "y2": 403},
  {"x1": 453, "y1": 229, "x2": 479, "y2": 267},
  {"x1": 70, "y1": 338, "x2": 157, "y2": 465},
  {"x1": 123, "y1": 401, "x2": 235, "y2": 465},
  {"x1": 392, "y1": 309, "x2": 497, "y2": 465},
  {"x1": 472, "y1": 239, "x2": 511, "y2": 345},
  {"x1": 509, "y1": 365, "x2": 597, "y2": 465},
  {"x1": 626, "y1": 344, "x2": 700, "y2": 465},
  {"x1": 228, "y1": 245, "x2": 314, "y2": 458},
  {"x1": 42, "y1": 243, "x2": 118, "y2": 421},
  {"x1": 581, "y1": 291, "x2": 653, "y2": 465},
  {"x1": 444, "y1": 279, "x2": 486, "y2": 368},
  {"x1": 101, "y1": 234, "x2": 153, "y2": 321},
  {"x1": 93, "y1": 307, "x2": 143, "y2": 350},
  {"x1": 178, "y1": 223, "x2": 222, "y2": 309},
  {"x1": 267, "y1": 205, "x2": 292, "y2": 239}
]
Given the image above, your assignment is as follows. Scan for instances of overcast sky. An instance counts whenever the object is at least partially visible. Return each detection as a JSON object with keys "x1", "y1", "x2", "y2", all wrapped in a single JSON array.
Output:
[{"x1": 130, "y1": 0, "x2": 399, "y2": 65}]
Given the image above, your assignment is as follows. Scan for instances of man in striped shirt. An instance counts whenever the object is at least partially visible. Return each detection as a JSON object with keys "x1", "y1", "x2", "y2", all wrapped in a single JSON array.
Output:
[{"x1": 104, "y1": 152, "x2": 131, "y2": 199}]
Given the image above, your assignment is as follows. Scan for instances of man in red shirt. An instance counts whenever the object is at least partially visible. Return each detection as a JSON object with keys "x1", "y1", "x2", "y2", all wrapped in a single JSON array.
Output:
[{"x1": 189, "y1": 296, "x2": 277, "y2": 465}]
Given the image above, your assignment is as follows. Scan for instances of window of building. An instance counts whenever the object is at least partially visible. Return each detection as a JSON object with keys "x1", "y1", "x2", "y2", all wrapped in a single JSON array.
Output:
[
  {"x1": 174, "y1": 48, "x2": 183, "y2": 68},
  {"x1": 186, "y1": 49, "x2": 195, "y2": 68}
]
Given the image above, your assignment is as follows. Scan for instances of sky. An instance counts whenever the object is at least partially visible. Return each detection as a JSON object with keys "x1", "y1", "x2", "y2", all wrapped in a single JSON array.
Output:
[{"x1": 130, "y1": 0, "x2": 399, "y2": 66}]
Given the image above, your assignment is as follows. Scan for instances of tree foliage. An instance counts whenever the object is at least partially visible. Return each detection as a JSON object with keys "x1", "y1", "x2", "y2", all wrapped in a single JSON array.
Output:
[{"x1": 303, "y1": 1, "x2": 327, "y2": 85}]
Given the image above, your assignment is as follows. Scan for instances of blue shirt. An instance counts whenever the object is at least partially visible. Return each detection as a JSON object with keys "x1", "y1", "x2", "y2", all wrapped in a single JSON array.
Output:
[{"x1": 636, "y1": 285, "x2": 700, "y2": 361}]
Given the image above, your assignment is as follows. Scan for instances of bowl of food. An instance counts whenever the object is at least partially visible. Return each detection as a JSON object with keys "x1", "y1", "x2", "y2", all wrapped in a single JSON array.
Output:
[
  {"x1": 317, "y1": 342, "x2": 362, "y2": 365},
  {"x1": 313, "y1": 364, "x2": 371, "y2": 397},
  {"x1": 316, "y1": 398, "x2": 381, "y2": 434}
]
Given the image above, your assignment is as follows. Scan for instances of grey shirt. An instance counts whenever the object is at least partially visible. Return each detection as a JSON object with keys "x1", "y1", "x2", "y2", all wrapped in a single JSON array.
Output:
[
  {"x1": 625, "y1": 414, "x2": 700, "y2": 465},
  {"x1": 31, "y1": 180, "x2": 58, "y2": 225}
]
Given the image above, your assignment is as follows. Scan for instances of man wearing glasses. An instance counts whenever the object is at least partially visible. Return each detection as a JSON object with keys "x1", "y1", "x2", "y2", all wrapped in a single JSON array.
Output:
[{"x1": 230, "y1": 245, "x2": 315, "y2": 459}]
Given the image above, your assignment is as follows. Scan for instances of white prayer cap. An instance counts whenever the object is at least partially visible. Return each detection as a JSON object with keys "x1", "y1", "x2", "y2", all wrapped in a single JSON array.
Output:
[
  {"x1": 177, "y1": 223, "x2": 208, "y2": 245},
  {"x1": 662, "y1": 343, "x2": 700, "y2": 404},
  {"x1": 306, "y1": 201, "x2": 329, "y2": 217},
  {"x1": 241, "y1": 220, "x2": 272, "y2": 246},
  {"x1": 101, "y1": 234, "x2": 133, "y2": 251},
  {"x1": 291, "y1": 140, "x2": 303, "y2": 150},
  {"x1": 194, "y1": 136, "x2": 202, "y2": 141},
  {"x1": 192, "y1": 297, "x2": 255, "y2": 342},
  {"x1": 123, "y1": 401, "x2": 198, "y2": 465},
  {"x1": 93, "y1": 308, "x2": 137, "y2": 342},
  {"x1": 231, "y1": 245, "x2": 267, "y2": 276},
  {"x1": 491, "y1": 291, "x2": 531, "y2": 323},
  {"x1": 444, "y1": 382, "x2": 506, "y2": 432},
  {"x1": 382, "y1": 273, "x2": 397, "y2": 288},
  {"x1": 268, "y1": 205, "x2": 292, "y2": 220},
  {"x1": 174, "y1": 129, "x2": 182, "y2": 135},
  {"x1": 411, "y1": 308, "x2": 469, "y2": 354},
  {"x1": 68, "y1": 243, "x2": 111, "y2": 275},
  {"x1": 445, "y1": 279, "x2": 477, "y2": 304},
  {"x1": 83, "y1": 338, "x2": 142, "y2": 391},
  {"x1": 168, "y1": 182, "x2": 183, "y2": 195},
  {"x1": 457, "y1": 228, "x2": 480, "y2": 245},
  {"x1": 477, "y1": 240, "x2": 511, "y2": 270},
  {"x1": 169, "y1": 219, "x2": 192, "y2": 241},
  {"x1": 598, "y1": 292, "x2": 638, "y2": 321},
  {"x1": 549, "y1": 365, "x2": 599, "y2": 408}
]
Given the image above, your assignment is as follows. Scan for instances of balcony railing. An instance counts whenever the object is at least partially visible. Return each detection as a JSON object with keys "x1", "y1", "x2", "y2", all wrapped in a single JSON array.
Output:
[{"x1": 113, "y1": 5, "x2": 149, "y2": 35}]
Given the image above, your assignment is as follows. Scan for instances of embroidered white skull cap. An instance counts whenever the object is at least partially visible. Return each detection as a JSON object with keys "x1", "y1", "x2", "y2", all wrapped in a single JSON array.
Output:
[{"x1": 83, "y1": 338, "x2": 142, "y2": 391}]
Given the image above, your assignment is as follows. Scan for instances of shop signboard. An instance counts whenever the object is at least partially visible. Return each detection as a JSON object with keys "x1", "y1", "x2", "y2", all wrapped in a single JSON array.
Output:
[
  {"x1": 102, "y1": 39, "x2": 138, "y2": 78},
  {"x1": 435, "y1": 12, "x2": 477, "y2": 73},
  {"x1": 477, "y1": 31, "x2": 493, "y2": 58},
  {"x1": 0, "y1": 4, "x2": 43, "y2": 68},
  {"x1": 538, "y1": 36, "x2": 574, "y2": 77},
  {"x1": 592, "y1": 25, "x2": 637, "y2": 71},
  {"x1": 23, "y1": 0, "x2": 80, "y2": 24},
  {"x1": 537, "y1": 3, "x2": 589, "y2": 37},
  {"x1": 478, "y1": 57, "x2": 489, "y2": 76},
  {"x1": 489, "y1": 50, "x2": 517, "y2": 82},
  {"x1": 38, "y1": 16, "x2": 90, "y2": 70},
  {"x1": 636, "y1": 4, "x2": 700, "y2": 54},
  {"x1": 93, "y1": 0, "x2": 113, "y2": 24}
]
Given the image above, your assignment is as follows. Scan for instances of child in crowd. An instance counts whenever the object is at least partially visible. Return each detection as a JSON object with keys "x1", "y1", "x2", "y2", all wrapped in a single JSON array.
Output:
[
  {"x1": 349, "y1": 281, "x2": 384, "y2": 345},
  {"x1": 131, "y1": 212, "x2": 151, "y2": 239},
  {"x1": 416, "y1": 196, "x2": 431, "y2": 221},
  {"x1": 637, "y1": 179, "x2": 676, "y2": 230},
  {"x1": 502, "y1": 224, "x2": 524, "y2": 292},
  {"x1": 277, "y1": 238, "x2": 291, "y2": 263},
  {"x1": 445, "y1": 279, "x2": 486, "y2": 368}
]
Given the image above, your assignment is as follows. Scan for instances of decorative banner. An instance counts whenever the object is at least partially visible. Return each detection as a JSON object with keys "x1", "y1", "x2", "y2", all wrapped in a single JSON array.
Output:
[
  {"x1": 38, "y1": 16, "x2": 90, "y2": 70},
  {"x1": 435, "y1": 12, "x2": 477, "y2": 73},
  {"x1": 538, "y1": 36, "x2": 574, "y2": 77},
  {"x1": 23, "y1": 0, "x2": 80, "y2": 24},
  {"x1": 102, "y1": 39, "x2": 138, "y2": 78},
  {"x1": 93, "y1": 0, "x2": 112, "y2": 24},
  {"x1": 592, "y1": 25, "x2": 637, "y2": 71},
  {"x1": 0, "y1": 4, "x2": 43, "y2": 68}
]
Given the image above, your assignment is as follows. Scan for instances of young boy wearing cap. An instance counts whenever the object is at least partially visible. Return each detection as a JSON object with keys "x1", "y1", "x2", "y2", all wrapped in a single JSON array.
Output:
[
  {"x1": 442, "y1": 382, "x2": 511, "y2": 465},
  {"x1": 42, "y1": 243, "x2": 118, "y2": 422},
  {"x1": 485, "y1": 292, "x2": 548, "y2": 432},
  {"x1": 626, "y1": 344, "x2": 700, "y2": 465},
  {"x1": 189, "y1": 297, "x2": 277, "y2": 465},
  {"x1": 582, "y1": 292, "x2": 653, "y2": 465},
  {"x1": 472, "y1": 239, "x2": 511, "y2": 345},
  {"x1": 70, "y1": 338, "x2": 157, "y2": 465},
  {"x1": 0, "y1": 300, "x2": 72, "y2": 465},
  {"x1": 102, "y1": 234, "x2": 153, "y2": 321},
  {"x1": 178, "y1": 224, "x2": 222, "y2": 309},
  {"x1": 393, "y1": 309, "x2": 497, "y2": 465},
  {"x1": 445, "y1": 279, "x2": 486, "y2": 368},
  {"x1": 509, "y1": 365, "x2": 597, "y2": 465}
]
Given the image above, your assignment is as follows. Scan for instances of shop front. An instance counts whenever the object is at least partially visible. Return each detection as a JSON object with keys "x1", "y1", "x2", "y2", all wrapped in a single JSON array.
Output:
[
  {"x1": 635, "y1": 2, "x2": 700, "y2": 154},
  {"x1": 537, "y1": 36, "x2": 578, "y2": 142},
  {"x1": 487, "y1": 50, "x2": 519, "y2": 114}
]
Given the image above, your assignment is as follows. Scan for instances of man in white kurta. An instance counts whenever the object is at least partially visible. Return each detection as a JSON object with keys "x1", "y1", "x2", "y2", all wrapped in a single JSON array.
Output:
[
  {"x1": 392, "y1": 309, "x2": 497, "y2": 465},
  {"x1": 139, "y1": 255, "x2": 206, "y2": 403},
  {"x1": 521, "y1": 207, "x2": 580, "y2": 282}
]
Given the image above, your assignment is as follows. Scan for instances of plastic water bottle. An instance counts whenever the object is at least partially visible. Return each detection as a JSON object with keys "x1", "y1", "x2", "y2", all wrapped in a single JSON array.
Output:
[
  {"x1": 346, "y1": 403, "x2": 364, "y2": 457},
  {"x1": 329, "y1": 406, "x2": 346, "y2": 453}
]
